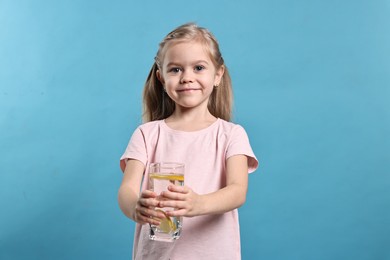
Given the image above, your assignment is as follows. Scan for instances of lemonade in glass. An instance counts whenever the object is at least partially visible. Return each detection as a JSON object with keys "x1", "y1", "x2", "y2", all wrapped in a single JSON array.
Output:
[{"x1": 148, "y1": 162, "x2": 184, "y2": 242}]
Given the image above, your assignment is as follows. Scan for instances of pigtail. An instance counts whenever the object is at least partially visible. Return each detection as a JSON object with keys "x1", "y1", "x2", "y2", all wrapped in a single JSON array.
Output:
[
  {"x1": 208, "y1": 65, "x2": 233, "y2": 122},
  {"x1": 142, "y1": 63, "x2": 175, "y2": 122}
]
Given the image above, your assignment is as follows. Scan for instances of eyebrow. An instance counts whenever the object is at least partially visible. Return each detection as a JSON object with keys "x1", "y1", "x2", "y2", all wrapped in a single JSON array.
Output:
[{"x1": 166, "y1": 60, "x2": 210, "y2": 67}]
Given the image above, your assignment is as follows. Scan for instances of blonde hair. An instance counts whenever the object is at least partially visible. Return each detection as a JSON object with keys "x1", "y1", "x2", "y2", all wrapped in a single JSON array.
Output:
[{"x1": 142, "y1": 23, "x2": 233, "y2": 122}]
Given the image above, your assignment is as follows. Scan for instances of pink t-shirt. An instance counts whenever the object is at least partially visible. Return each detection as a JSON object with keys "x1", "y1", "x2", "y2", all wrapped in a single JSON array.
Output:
[{"x1": 120, "y1": 118, "x2": 258, "y2": 260}]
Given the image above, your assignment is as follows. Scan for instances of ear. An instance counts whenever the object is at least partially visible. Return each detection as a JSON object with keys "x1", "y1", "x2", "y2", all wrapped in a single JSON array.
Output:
[
  {"x1": 214, "y1": 65, "x2": 225, "y2": 86},
  {"x1": 156, "y1": 70, "x2": 165, "y2": 85}
]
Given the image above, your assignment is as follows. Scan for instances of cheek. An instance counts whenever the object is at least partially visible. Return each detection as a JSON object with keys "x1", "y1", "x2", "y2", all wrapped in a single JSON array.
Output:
[
  {"x1": 205, "y1": 75, "x2": 217, "y2": 86},
  {"x1": 164, "y1": 76, "x2": 180, "y2": 85},
  {"x1": 164, "y1": 78, "x2": 174, "y2": 87}
]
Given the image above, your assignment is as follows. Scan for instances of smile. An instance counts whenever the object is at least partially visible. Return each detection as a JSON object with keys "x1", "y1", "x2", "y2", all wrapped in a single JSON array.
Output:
[{"x1": 177, "y1": 88, "x2": 200, "y2": 92}]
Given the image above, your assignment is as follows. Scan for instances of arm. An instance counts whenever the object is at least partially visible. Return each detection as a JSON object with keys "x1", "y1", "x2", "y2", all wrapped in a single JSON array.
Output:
[
  {"x1": 118, "y1": 159, "x2": 165, "y2": 225},
  {"x1": 160, "y1": 154, "x2": 249, "y2": 217}
]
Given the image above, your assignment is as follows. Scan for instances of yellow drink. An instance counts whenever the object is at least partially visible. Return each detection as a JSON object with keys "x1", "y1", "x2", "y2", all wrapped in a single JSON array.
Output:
[
  {"x1": 148, "y1": 163, "x2": 185, "y2": 242},
  {"x1": 149, "y1": 173, "x2": 184, "y2": 182}
]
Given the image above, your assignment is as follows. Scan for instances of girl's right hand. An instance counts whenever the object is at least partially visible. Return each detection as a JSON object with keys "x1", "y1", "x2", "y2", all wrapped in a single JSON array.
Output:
[{"x1": 134, "y1": 190, "x2": 165, "y2": 225}]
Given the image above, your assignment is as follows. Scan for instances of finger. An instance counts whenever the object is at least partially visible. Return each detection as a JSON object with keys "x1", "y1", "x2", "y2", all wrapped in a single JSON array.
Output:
[
  {"x1": 139, "y1": 197, "x2": 160, "y2": 208},
  {"x1": 141, "y1": 189, "x2": 158, "y2": 198},
  {"x1": 137, "y1": 212, "x2": 161, "y2": 226},
  {"x1": 158, "y1": 199, "x2": 186, "y2": 209},
  {"x1": 137, "y1": 207, "x2": 165, "y2": 224},
  {"x1": 160, "y1": 190, "x2": 184, "y2": 201},
  {"x1": 138, "y1": 205, "x2": 162, "y2": 218},
  {"x1": 165, "y1": 208, "x2": 187, "y2": 217},
  {"x1": 167, "y1": 185, "x2": 187, "y2": 193}
]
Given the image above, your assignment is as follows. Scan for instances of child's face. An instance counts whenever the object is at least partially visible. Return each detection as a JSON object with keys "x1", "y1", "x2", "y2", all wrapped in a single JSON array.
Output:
[{"x1": 157, "y1": 41, "x2": 224, "y2": 113}]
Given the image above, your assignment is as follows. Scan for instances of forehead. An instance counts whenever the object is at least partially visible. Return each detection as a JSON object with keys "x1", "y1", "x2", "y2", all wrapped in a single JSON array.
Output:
[{"x1": 161, "y1": 40, "x2": 213, "y2": 63}]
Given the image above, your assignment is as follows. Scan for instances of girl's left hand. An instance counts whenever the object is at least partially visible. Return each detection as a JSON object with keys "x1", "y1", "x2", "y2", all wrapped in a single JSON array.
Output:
[{"x1": 158, "y1": 185, "x2": 201, "y2": 218}]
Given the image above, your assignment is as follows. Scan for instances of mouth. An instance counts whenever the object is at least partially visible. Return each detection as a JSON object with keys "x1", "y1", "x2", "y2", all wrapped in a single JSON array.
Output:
[{"x1": 177, "y1": 88, "x2": 200, "y2": 92}]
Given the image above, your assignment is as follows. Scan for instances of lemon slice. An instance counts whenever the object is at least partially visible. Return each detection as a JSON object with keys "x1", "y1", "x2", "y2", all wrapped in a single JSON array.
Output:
[{"x1": 156, "y1": 209, "x2": 176, "y2": 233}]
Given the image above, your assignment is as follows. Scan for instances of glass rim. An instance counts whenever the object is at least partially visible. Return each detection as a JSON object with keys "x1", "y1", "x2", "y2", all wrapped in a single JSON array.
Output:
[{"x1": 149, "y1": 162, "x2": 185, "y2": 170}]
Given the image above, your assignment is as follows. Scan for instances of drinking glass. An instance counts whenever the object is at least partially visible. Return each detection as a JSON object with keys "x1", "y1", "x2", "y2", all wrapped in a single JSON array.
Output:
[{"x1": 148, "y1": 162, "x2": 185, "y2": 242}]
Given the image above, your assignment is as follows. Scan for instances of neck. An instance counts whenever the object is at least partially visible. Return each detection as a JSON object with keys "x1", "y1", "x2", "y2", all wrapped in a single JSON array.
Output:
[{"x1": 165, "y1": 108, "x2": 217, "y2": 131}]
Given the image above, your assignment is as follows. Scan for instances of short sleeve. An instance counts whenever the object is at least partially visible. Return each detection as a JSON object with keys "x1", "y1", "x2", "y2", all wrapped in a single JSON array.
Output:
[
  {"x1": 119, "y1": 127, "x2": 148, "y2": 172},
  {"x1": 226, "y1": 125, "x2": 259, "y2": 173}
]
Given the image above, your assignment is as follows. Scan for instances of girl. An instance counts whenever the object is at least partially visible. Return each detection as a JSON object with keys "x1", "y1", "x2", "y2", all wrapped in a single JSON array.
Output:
[{"x1": 118, "y1": 23, "x2": 258, "y2": 260}]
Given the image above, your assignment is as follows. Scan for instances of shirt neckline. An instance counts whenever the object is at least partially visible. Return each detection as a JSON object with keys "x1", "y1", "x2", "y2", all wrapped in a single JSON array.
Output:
[{"x1": 160, "y1": 118, "x2": 220, "y2": 135}]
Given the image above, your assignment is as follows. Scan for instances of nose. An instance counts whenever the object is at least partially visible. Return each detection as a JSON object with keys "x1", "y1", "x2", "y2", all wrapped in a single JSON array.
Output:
[{"x1": 180, "y1": 70, "x2": 194, "y2": 84}]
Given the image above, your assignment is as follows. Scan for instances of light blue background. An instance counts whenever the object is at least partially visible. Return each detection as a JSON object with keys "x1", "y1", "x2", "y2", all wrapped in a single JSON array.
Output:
[{"x1": 1, "y1": 1, "x2": 389, "y2": 259}]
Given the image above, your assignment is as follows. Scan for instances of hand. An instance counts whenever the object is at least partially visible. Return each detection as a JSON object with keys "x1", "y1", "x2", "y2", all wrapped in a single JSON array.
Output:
[
  {"x1": 134, "y1": 190, "x2": 166, "y2": 225},
  {"x1": 159, "y1": 185, "x2": 202, "y2": 218}
]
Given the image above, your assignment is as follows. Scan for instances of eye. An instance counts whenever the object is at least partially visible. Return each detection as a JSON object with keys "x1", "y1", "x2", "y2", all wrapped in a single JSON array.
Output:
[
  {"x1": 194, "y1": 65, "x2": 205, "y2": 71},
  {"x1": 169, "y1": 67, "x2": 181, "y2": 73}
]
